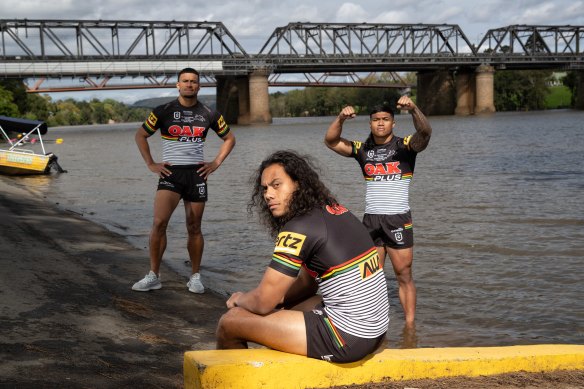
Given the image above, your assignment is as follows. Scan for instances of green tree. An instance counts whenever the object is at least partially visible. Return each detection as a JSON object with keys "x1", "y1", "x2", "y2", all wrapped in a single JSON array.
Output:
[
  {"x1": 0, "y1": 79, "x2": 28, "y2": 114},
  {"x1": 89, "y1": 99, "x2": 108, "y2": 124},
  {"x1": 0, "y1": 86, "x2": 20, "y2": 117},
  {"x1": 562, "y1": 71, "x2": 580, "y2": 107},
  {"x1": 494, "y1": 70, "x2": 551, "y2": 111},
  {"x1": 48, "y1": 99, "x2": 83, "y2": 126},
  {"x1": 23, "y1": 93, "x2": 52, "y2": 121}
]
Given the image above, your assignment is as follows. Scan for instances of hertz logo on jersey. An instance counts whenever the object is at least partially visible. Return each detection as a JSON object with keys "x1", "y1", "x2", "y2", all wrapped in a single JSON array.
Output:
[{"x1": 274, "y1": 231, "x2": 306, "y2": 256}]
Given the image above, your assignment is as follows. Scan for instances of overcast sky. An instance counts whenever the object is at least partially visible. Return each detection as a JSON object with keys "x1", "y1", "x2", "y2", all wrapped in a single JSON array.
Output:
[{"x1": 2, "y1": 0, "x2": 583, "y2": 102}]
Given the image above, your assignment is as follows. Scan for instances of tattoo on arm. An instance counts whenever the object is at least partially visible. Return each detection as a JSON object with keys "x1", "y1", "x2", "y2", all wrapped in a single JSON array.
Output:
[{"x1": 408, "y1": 107, "x2": 432, "y2": 152}]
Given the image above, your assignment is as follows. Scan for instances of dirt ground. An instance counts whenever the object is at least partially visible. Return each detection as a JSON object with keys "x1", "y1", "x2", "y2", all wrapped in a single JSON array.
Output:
[{"x1": 0, "y1": 179, "x2": 582, "y2": 388}]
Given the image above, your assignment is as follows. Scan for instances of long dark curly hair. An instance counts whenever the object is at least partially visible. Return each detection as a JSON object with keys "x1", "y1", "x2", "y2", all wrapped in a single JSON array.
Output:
[{"x1": 249, "y1": 150, "x2": 337, "y2": 237}]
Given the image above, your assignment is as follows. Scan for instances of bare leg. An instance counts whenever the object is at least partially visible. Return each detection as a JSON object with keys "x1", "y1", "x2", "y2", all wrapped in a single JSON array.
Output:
[
  {"x1": 386, "y1": 246, "x2": 416, "y2": 326},
  {"x1": 184, "y1": 201, "x2": 205, "y2": 274},
  {"x1": 375, "y1": 246, "x2": 387, "y2": 267},
  {"x1": 216, "y1": 308, "x2": 308, "y2": 354},
  {"x1": 399, "y1": 322, "x2": 418, "y2": 349},
  {"x1": 149, "y1": 190, "x2": 181, "y2": 274}
]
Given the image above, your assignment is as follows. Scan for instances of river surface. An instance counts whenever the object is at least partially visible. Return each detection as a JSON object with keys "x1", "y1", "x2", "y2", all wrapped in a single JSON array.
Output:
[{"x1": 3, "y1": 110, "x2": 583, "y2": 348}]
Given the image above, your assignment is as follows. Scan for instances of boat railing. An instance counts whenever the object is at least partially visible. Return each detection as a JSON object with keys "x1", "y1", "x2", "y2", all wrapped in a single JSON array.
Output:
[
  {"x1": 0, "y1": 122, "x2": 47, "y2": 155},
  {"x1": 0, "y1": 147, "x2": 37, "y2": 155}
]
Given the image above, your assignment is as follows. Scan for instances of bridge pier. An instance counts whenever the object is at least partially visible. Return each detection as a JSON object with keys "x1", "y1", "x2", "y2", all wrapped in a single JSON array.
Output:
[
  {"x1": 416, "y1": 70, "x2": 456, "y2": 115},
  {"x1": 454, "y1": 71, "x2": 475, "y2": 116},
  {"x1": 236, "y1": 77, "x2": 251, "y2": 125},
  {"x1": 474, "y1": 65, "x2": 496, "y2": 114},
  {"x1": 248, "y1": 70, "x2": 272, "y2": 124},
  {"x1": 452, "y1": 65, "x2": 496, "y2": 115},
  {"x1": 215, "y1": 72, "x2": 272, "y2": 125},
  {"x1": 215, "y1": 76, "x2": 240, "y2": 125}
]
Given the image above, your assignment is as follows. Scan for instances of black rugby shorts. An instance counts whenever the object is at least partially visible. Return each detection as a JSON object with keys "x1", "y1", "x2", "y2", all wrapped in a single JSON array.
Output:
[
  {"x1": 304, "y1": 304, "x2": 385, "y2": 363},
  {"x1": 363, "y1": 211, "x2": 413, "y2": 248},
  {"x1": 157, "y1": 164, "x2": 207, "y2": 202}
]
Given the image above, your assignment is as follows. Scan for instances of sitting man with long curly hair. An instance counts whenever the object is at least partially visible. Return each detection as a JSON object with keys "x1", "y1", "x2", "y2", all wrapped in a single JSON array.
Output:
[{"x1": 215, "y1": 150, "x2": 389, "y2": 363}]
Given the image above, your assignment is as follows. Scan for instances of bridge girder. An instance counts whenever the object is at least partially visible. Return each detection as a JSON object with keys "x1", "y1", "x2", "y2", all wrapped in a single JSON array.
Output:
[
  {"x1": 476, "y1": 25, "x2": 584, "y2": 55},
  {"x1": 258, "y1": 22, "x2": 476, "y2": 57},
  {"x1": 1, "y1": 20, "x2": 583, "y2": 92},
  {"x1": 0, "y1": 19, "x2": 248, "y2": 59}
]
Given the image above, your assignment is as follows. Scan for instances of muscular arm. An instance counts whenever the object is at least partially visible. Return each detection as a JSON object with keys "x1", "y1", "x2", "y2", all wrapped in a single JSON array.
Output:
[
  {"x1": 198, "y1": 131, "x2": 236, "y2": 179},
  {"x1": 408, "y1": 106, "x2": 432, "y2": 152},
  {"x1": 397, "y1": 96, "x2": 432, "y2": 153},
  {"x1": 134, "y1": 127, "x2": 171, "y2": 177},
  {"x1": 324, "y1": 106, "x2": 356, "y2": 157},
  {"x1": 227, "y1": 267, "x2": 297, "y2": 315}
]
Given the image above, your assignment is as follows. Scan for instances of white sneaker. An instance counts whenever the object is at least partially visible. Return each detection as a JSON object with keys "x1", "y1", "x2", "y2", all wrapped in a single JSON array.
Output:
[
  {"x1": 132, "y1": 271, "x2": 162, "y2": 291},
  {"x1": 187, "y1": 273, "x2": 205, "y2": 294}
]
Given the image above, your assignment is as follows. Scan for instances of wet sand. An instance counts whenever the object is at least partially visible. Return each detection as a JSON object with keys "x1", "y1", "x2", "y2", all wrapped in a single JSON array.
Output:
[
  {"x1": 0, "y1": 178, "x2": 582, "y2": 388},
  {"x1": 0, "y1": 180, "x2": 226, "y2": 388}
]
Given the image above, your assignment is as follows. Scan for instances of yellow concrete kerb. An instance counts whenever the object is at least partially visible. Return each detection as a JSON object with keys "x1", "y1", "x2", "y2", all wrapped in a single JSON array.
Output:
[{"x1": 184, "y1": 344, "x2": 584, "y2": 389}]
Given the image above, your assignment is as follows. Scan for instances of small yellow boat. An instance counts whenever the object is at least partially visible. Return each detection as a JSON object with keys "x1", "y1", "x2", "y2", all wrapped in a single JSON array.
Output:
[{"x1": 0, "y1": 116, "x2": 65, "y2": 175}]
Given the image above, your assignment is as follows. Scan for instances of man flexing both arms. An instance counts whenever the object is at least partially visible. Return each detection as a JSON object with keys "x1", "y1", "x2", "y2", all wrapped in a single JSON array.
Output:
[
  {"x1": 216, "y1": 151, "x2": 388, "y2": 363},
  {"x1": 324, "y1": 96, "x2": 431, "y2": 326},
  {"x1": 132, "y1": 67, "x2": 235, "y2": 294}
]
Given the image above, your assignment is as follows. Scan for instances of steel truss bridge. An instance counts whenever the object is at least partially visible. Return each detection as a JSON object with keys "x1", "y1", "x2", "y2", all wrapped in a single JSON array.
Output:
[{"x1": 1, "y1": 20, "x2": 583, "y2": 92}]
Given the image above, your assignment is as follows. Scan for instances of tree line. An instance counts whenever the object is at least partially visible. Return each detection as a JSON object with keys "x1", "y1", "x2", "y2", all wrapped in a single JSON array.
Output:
[
  {"x1": 0, "y1": 70, "x2": 579, "y2": 127},
  {"x1": 0, "y1": 79, "x2": 149, "y2": 127},
  {"x1": 270, "y1": 70, "x2": 579, "y2": 117}
]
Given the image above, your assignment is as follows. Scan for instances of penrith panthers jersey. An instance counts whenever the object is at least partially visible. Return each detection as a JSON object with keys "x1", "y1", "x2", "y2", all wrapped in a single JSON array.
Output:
[
  {"x1": 269, "y1": 204, "x2": 389, "y2": 339},
  {"x1": 142, "y1": 99, "x2": 230, "y2": 165}
]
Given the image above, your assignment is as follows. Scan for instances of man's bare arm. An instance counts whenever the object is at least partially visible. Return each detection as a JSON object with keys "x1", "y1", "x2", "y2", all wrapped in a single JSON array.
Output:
[
  {"x1": 397, "y1": 96, "x2": 432, "y2": 152},
  {"x1": 135, "y1": 127, "x2": 172, "y2": 177},
  {"x1": 324, "y1": 106, "x2": 356, "y2": 157},
  {"x1": 226, "y1": 267, "x2": 297, "y2": 315}
]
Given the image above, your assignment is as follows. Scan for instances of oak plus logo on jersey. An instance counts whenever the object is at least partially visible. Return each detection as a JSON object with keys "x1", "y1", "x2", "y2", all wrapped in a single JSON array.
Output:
[
  {"x1": 274, "y1": 231, "x2": 306, "y2": 256},
  {"x1": 168, "y1": 125, "x2": 206, "y2": 142},
  {"x1": 364, "y1": 162, "x2": 402, "y2": 181}
]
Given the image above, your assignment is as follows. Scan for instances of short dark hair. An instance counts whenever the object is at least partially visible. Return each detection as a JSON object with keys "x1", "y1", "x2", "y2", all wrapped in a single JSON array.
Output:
[
  {"x1": 178, "y1": 67, "x2": 200, "y2": 80},
  {"x1": 249, "y1": 150, "x2": 337, "y2": 236},
  {"x1": 369, "y1": 104, "x2": 395, "y2": 118}
]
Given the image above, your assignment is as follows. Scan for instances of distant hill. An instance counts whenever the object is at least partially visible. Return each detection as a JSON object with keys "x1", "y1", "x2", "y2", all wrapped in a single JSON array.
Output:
[{"x1": 132, "y1": 95, "x2": 216, "y2": 109}]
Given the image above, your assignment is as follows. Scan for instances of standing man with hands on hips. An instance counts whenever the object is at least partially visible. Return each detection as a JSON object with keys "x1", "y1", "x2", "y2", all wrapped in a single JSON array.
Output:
[
  {"x1": 132, "y1": 67, "x2": 236, "y2": 294},
  {"x1": 324, "y1": 95, "x2": 431, "y2": 327}
]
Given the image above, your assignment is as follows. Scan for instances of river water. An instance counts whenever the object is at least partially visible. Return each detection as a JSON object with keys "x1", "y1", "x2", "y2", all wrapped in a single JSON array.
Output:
[{"x1": 3, "y1": 110, "x2": 583, "y2": 348}]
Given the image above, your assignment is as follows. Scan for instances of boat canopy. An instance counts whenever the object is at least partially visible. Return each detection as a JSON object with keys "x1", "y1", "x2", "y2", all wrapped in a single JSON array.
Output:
[{"x1": 0, "y1": 116, "x2": 48, "y2": 135}]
